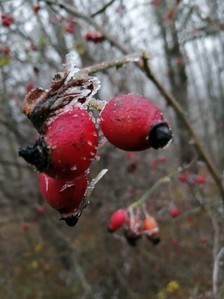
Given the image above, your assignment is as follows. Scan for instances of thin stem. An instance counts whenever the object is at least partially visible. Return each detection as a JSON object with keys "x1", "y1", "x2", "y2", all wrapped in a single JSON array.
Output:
[
  {"x1": 141, "y1": 52, "x2": 224, "y2": 201},
  {"x1": 130, "y1": 168, "x2": 182, "y2": 209},
  {"x1": 213, "y1": 247, "x2": 224, "y2": 298},
  {"x1": 91, "y1": 0, "x2": 116, "y2": 18},
  {"x1": 81, "y1": 52, "x2": 142, "y2": 75},
  {"x1": 43, "y1": 0, "x2": 129, "y2": 54}
]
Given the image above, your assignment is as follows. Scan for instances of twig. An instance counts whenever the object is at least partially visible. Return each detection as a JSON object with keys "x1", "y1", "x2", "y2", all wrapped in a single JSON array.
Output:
[
  {"x1": 130, "y1": 161, "x2": 196, "y2": 209},
  {"x1": 141, "y1": 52, "x2": 224, "y2": 201},
  {"x1": 81, "y1": 52, "x2": 141, "y2": 75},
  {"x1": 42, "y1": 0, "x2": 129, "y2": 53},
  {"x1": 39, "y1": 0, "x2": 224, "y2": 201},
  {"x1": 91, "y1": 0, "x2": 116, "y2": 18},
  {"x1": 213, "y1": 247, "x2": 224, "y2": 298}
]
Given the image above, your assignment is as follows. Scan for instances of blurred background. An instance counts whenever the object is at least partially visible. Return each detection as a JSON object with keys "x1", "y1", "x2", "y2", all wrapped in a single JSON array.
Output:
[{"x1": 0, "y1": 0, "x2": 224, "y2": 298}]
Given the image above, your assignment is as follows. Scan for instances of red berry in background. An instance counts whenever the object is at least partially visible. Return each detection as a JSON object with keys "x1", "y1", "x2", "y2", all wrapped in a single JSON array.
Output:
[
  {"x1": 178, "y1": 172, "x2": 189, "y2": 182},
  {"x1": 143, "y1": 216, "x2": 159, "y2": 236},
  {"x1": 167, "y1": 8, "x2": 175, "y2": 20},
  {"x1": 39, "y1": 172, "x2": 87, "y2": 214},
  {"x1": 143, "y1": 216, "x2": 160, "y2": 245},
  {"x1": 33, "y1": 5, "x2": 41, "y2": 13},
  {"x1": 108, "y1": 209, "x2": 127, "y2": 232},
  {"x1": 100, "y1": 94, "x2": 172, "y2": 151},
  {"x1": 0, "y1": 46, "x2": 11, "y2": 57},
  {"x1": 84, "y1": 31, "x2": 92, "y2": 41},
  {"x1": 170, "y1": 207, "x2": 180, "y2": 218},
  {"x1": 171, "y1": 238, "x2": 178, "y2": 246},
  {"x1": 1, "y1": 14, "x2": 14, "y2": 27},
  {"x1": 64, "y1": 22, "x2": 75, "y2": 34},
  {"x1": 37, "y1": 206, "x2": 45, "y2": 215},
  {"x1": 92, "y1": 32, "x2": 104, "y2": 44},
  {"x1": 126, "y1": 152, "x2": 134, "y2": 159},
  {"x1": 19, "y1": 107, "x2": 99, "y2": 179},
  {"x1": 84, "y1": 31, "x2": 104, "y2": 43},
  {"x1": 195, "y1": 175, "x2": 206, "y2": 185},
  {"x1": 21, "y1": 222, "x2": 30, "y2": 231},
  {"x1": 158, "y1": 155, "x2": 167, "y2": 163},
  {"x1": 30, "y1": 42, "x2": 37, "y2": 51},
  {"x1": 199, "y1": 236, "x2": 208, "y2": 244}
]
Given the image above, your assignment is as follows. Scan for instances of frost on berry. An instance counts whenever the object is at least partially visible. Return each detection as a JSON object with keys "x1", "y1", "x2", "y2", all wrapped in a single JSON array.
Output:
[
  {"x1": 100, "y1": 94, "x2": 172, "y2": 151},
  {"x1": 39, "y1": 168, "x2": 107, "y2": 226},
  {"x1": 19, "y1": 107, "x2": 99, "y2": 179},
  {"x1": 84, "y1": 169, "x2": 108, "y2": 202},
  {"x1": 39, "y1": 172, "x2": 88, "y2": 214},
  {"x1": 108, "y1": 206, "x2": 161, "y2": 247}
]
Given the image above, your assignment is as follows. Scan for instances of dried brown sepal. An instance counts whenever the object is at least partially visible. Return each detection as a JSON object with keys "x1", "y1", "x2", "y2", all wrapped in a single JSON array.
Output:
[
  {"x1": 123, "y1": 228, "x2": 142, "y2": 247},
  {"x1": 22, "y1": 88, "x2": 48, "y2": 117},
  {"x1": 22, "y1": 73, "x2": 99, "y2": 133}
]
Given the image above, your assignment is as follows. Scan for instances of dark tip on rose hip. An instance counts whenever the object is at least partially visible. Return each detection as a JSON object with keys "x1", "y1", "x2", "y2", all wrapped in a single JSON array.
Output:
[
  {"x1": 63, "y1": 215, "x2": 79, "y2": 227},
  {"x1": 125, "y1": 236, "x2": 139, "y2": 247},
  {"x1": 147, "y1": 236, "x2": 161, "y2": 246},
  {"x1": 148, "y1": 122, "x2": 172, "y2": 149},
  {"x1": 18, "y1": 137, "x2": 49, "y2": 172},
  {"x1": 107, "y1": 227, "x2": 114, "y2": 233},
  {"x1": 124, "y1": 229, "x2": 141, "y2": 247}
]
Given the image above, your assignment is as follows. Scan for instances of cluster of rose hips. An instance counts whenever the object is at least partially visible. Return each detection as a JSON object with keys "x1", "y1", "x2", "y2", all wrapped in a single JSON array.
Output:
[
  {"x1": 108, "y1": 208, "x2": 160, "y2": 246},
  {"x1": 151, "y1": 155, "x2": 167, "y2": 167},
  {"x1": 19, "y1": 53, "x2": 172, "y2": 227},
  {"x1": 178, "y1": 171, "x2": 206, "y2": 185},
  {"x1": 20, "y1": 99, "x2": 100, "y2": 226},
  {"x1": 84, "y1": 31, "x2": 105, "y2": 44},
  {"x1": 1, "y1": 13, "x2": 14, "y2": 27}
]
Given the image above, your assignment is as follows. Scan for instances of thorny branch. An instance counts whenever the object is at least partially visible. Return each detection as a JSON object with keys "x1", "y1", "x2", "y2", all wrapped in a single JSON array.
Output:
[{"x1": 42, "y1": 0, "x2": 224, "y2": 202}]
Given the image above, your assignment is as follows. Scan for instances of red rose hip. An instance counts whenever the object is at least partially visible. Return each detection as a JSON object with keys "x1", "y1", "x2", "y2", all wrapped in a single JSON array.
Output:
[
  {"x1": 39, "y1": 172, "x2": 87, "y2": 214},
  {"x1": 19, "y1": 107, "x2": 99, "y2": 179},
  {"x1": 100, "y1": 94, "x2": 172, "y2": 151},
  {"x1": 170, "y1": 208, "x2": 180, "y2": 218},
  {"x1": 108, "y1": 209, "x2": 127, "y2": 232},
  {"x1": 195, "y1": 175, "x2": 206, "y2": 185}
]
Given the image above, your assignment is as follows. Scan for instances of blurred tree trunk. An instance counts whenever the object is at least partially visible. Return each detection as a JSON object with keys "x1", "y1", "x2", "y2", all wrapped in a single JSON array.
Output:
[{"x1": 155, "y1": 2, "x2": 196, "y2": 164}]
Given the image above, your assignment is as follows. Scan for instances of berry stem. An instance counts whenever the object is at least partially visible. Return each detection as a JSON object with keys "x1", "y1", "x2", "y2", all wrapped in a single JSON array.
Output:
[
  {"x1": 130, "y1": 164, "x2": 194, "y2": 209},
  {"x1": 87, "y1": 98, "x2": 106, "y2": 111},
  {"x1": 141, "y1": 52, "x2": 224, "y2": 202},
  {"x1": 130, "y1": 175, "x2": 172, "y2": 210},
  {"x1": 81, "y1": 52, "x2": 141, "y2": 75}
]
